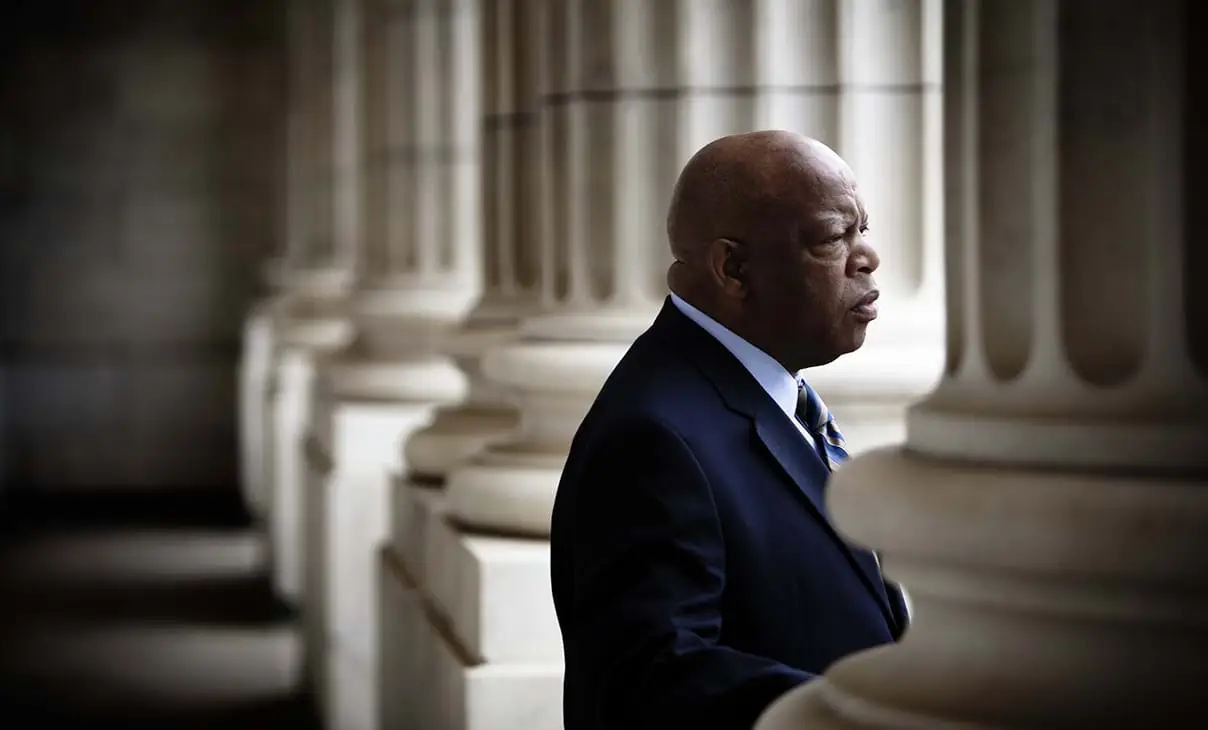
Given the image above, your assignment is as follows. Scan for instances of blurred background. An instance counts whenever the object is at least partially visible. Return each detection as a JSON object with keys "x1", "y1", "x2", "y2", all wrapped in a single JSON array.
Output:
[
  {"x1": 0, "y1": 1, "x2": 1202, "y2": 729},
  {"x1": 0, "y1": 1, "x2": 297, "y2": 727}
]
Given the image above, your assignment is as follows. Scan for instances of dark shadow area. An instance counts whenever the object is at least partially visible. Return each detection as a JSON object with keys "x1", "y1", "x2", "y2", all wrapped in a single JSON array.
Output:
[
  {"x1": 0, "y1": 0, "x2": 284, "y2": 494},
  {"x1": 0, "y1": 487, "x2": 311, "y2": 730},
  {"x1": 0, "y1": 685, "x2": 320, "y2": 730},
  {"x1": 0, "y1": 569, "x2": 292, "y2": 627},
  {"x1": 0, "y1": 487, "x2": 254, "y2": 534}
]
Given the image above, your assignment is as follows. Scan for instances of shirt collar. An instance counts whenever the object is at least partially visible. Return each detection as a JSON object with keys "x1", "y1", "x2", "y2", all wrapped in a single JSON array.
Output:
[{"x1": 669, "y1": 292, "x2": 801, "y2": 423}]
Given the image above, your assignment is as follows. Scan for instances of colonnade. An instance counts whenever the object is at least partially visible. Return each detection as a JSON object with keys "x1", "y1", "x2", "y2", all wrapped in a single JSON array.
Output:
[{"x1": 240, "y1": 1, "x2": 954, "y2": 728}]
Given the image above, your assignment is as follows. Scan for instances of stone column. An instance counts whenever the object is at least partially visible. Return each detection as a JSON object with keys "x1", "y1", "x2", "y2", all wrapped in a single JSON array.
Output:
[
  {"x1": 378, "y1": 0, "x2": 541, "y2": 726},
  {"x1": 758, "y1": 1, "x2": 1208, "y2": 728},
  {"x1": 392, "y1": 0, "x2": 541, "y2": 574},
  {"x1": 304, "y1": 0, "x2": 482, "y2": 729},
  {"x1": 267, "y1": 0, "x2": 357, "y2": 607}
]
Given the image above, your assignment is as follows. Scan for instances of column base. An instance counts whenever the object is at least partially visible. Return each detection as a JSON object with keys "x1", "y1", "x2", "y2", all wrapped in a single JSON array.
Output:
[
  {"x1": 755, "y1": 446, "x2": 1208, "y2": 730},
  {"x1": 445, "y1": 334, "x2": 635, "y2": 536},
  {"x1": 351, "y1": 284, "x2": 474, "y2": 367},
  {"x1": 402, "y1": 314, "x2": 522, "y2": 481},
  {"x1": 273, "y1": 266, "x2": 356, "y2": 352},
  {"x1": 304, "y1": 358, "x2": 464, "y2": 730},
  {"x1": 379, "y1": 545, "x2": 564, "y2": 730},
  {"x1": 277, "y1": 315, "x2": 354, "y2": 352},
  {"x1": 444, "y1": 451, "x2": 565, "y2": 538},
  {"x1": 907, "y1": 381, "x2": 1208, "y2": 474},
  {"x1": 403, "y1": 406, "x2": 519, "y2": 483},
  {"x1": 323, "y1": 350, "x2": 466, "y2": 404},
  {"x1": 519, "y1": 306, "x2": 655, "y2": 343}
]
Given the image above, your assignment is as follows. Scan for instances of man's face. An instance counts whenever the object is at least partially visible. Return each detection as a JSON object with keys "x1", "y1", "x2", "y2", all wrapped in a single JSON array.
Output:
[{"x1": 743, "y1": 167, "x2": 881, "y2": 370}]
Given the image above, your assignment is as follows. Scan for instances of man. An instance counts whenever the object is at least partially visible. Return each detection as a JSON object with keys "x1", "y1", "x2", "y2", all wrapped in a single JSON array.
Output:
[{"x1": 549, "y1": 131, "x2": 909, "y2": 730}]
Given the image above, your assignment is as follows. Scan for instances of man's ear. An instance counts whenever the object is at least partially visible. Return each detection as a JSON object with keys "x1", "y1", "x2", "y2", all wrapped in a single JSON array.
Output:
[{"x1": 707, "y1": 238, "x2": 748, "y2": 297}]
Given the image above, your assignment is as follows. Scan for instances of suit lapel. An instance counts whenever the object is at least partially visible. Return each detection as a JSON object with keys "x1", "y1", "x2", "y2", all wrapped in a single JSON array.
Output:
[
  {"x1": 752, "y1": 407, "x2": 897, "y2": 629},
  {"x1": 753, "y1": 410, "x2": 832, "y2": 522}
]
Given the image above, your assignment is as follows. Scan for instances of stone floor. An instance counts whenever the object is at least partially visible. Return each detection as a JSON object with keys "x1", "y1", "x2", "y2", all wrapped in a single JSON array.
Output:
[{"x1": 0, "y1": 488, "x2": 318, "y2": 730}]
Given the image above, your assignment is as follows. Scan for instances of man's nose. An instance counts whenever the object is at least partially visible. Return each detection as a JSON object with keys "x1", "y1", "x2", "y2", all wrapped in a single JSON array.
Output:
[{"x1": 851, "y1": 234, "x2": 880, "y2": 276}]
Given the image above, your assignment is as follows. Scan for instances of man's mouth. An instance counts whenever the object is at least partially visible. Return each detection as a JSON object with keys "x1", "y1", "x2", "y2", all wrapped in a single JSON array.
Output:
[{"x1": 851, "y1": 290, "x2": 880, "y2": 322}]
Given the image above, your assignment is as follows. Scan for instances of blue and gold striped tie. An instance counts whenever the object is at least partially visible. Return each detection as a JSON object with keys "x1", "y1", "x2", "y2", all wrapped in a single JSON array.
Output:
[{"x1": 796, "y1": 380, "x2": 848, "y2": 471}]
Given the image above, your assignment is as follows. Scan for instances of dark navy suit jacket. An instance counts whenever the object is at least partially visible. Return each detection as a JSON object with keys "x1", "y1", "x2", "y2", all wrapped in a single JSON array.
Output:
[{"x1": 550, "y1": 297, "x2": 908, "y2": 730}]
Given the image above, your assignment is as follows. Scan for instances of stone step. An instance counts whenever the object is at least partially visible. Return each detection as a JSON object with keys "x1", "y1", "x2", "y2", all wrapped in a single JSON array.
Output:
[
  {"x1": 0, "y1": 523, "x2": 309, "y2": 726},
  {"x1": 0, "y1": 527, "x2": 285, "y2": 625},
  {"x1": 1, "y1": 623, "x2": 305, "y2": 712},
  {"x1": 0, "y1": 527, "x2": 268, "y2": 584}
]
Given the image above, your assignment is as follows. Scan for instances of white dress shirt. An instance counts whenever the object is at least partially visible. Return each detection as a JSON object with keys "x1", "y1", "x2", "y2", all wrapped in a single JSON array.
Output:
[{"x1": 670, "y1": 293, "x2": 815, "y2": 449}]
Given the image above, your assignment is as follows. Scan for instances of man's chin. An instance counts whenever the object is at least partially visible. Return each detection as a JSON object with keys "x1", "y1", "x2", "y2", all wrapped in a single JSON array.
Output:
[
  {"x1": 798, "y1": 327, "x2": 868, "y2": 369},
  {"x1": 837, "y1": 327, "x2": 869, "y2": 357}
]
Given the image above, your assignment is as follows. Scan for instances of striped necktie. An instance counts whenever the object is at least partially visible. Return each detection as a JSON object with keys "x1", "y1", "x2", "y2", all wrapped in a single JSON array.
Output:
[{"x1": 796, "y1": 380, "x2": 849, "y2": 471}]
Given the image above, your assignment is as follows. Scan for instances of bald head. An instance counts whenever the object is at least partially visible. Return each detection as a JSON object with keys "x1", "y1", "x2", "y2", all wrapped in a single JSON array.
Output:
[
  {"x1": 666, "y1": 131, "x2": 851, "y2": 266},
  {"x1": 663, "y1": 130, "x2": 880, "y2": 371}
]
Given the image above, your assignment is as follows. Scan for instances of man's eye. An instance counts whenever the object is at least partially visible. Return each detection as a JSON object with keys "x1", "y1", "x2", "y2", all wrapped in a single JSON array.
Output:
[{"x1": 859, "y1": 224, "x2": 870, "y2": 235}]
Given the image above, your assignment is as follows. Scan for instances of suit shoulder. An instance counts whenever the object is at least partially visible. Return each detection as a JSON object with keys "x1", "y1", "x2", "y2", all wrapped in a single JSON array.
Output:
[{"x1": 585, "y1": 338, "x2": 722, "y2": 427}]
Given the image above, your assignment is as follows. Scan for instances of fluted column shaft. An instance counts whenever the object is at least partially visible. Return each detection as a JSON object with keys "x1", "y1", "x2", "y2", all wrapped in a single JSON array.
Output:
[
  {"x1": 908, "y1": 0, "x2": 1206, "y2": 472},
  {"x1": 758, "y1": 2, "x2": 1208, "y2": 728},
  {"x1": 342, "y1": 0, "x2": 481, "y2": 393},
  {"x1": 480, "y1": 0, "x2": 543, "y2": 321},
  {"x1": 276, "y1": 0, "x2": 357, "y2": 349}
]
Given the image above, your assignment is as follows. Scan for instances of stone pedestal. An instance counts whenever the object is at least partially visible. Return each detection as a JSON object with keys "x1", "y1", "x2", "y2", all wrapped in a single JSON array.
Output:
[
  {"x1": 307, "y1": 362, "x2": 462, "y2": 730},
  {"x1": 269, "y1": 268, "x2": 354, "y2": 604},
  {"x1": 380, "y1": 543, "x2": 563, "y2": 730},
  {"x1": 757, "y1": 2, "x2": 1208, "y2": 727},
  {"x1": 238, "y1": 285, "x2": 279, "y2": 521}
]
